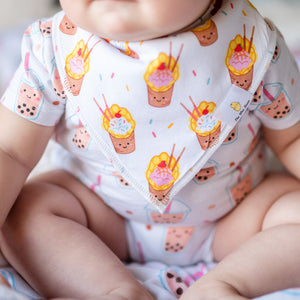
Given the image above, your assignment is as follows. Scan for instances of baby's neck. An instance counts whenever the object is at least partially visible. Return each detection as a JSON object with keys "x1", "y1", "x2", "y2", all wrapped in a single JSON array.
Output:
[{"x1": 174, "y1": 0, "x2": 217, "y2": 35}]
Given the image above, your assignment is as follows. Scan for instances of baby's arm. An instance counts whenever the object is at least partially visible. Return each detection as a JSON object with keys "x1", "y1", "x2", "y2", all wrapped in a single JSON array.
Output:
[
  {"x1": 0, "y1": 104, "x2": 54, "y2": 228},
  {"x1": 263, "y1": 121, "x2": 300, "y2": 179},
  {"x1": 181, "y1": 123, "x2": 300, "y2": 299}
]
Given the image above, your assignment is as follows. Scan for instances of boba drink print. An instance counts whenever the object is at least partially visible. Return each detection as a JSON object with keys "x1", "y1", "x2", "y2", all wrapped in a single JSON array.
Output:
[
  {"x1": 164, "y1": 270, "x2": 188, "y2": 298},
  {"x1": 53, "y1": 68, "x2": 66, "y2": 100},
  {"x1": 15, "y1": 54, "x2": 44, "y2": 120},
  {"x1": 225, "y1": 25, "x2": 257, "y2": 90},
  {"x1": 164, "y1": 226, "x2": 195, "y2": 253},
  {"x1": 144, "y1": 42, "x2": 183, "y2": 107},
  {"x1": 228, "y1": 166, "x2": 253, "y2": 206},
  {"x1": 145, "y1": 199, "x2": 191, "y2": 224},
  {"x1": 94, "y1": 95, "x2": 136, "y2": 154},
  {"x1": 72, "y1": 121, "x2": 91, "y2": 151},
  {"x1": 39, "y1": 20, "x2": 52, "y2": 38},
  {"x1": 65, "y1": 35, "x2": 101, "y2": 96},
  {"x1": 260, "y1": 82, "x2": 292, "y2": 119},
  {"x1": 145, "y1": 145, "x2": 185, "y2": 206},
  {"x1": 181, "y1": 97, "x2": 221, "y2": 151},
  {"x1": 251, "y1": 81, "x2": 263, "y2": 105}
]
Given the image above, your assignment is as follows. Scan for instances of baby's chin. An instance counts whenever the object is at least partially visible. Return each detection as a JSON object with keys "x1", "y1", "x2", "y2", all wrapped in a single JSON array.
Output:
[{"x1": 82, "y1": 19, "x2": 178, "y2": 41}]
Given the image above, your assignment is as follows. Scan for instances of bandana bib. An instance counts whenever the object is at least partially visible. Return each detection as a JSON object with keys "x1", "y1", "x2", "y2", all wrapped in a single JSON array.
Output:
[{"x1": 53, "y1": 0, "x2": 276, "y2": 212}]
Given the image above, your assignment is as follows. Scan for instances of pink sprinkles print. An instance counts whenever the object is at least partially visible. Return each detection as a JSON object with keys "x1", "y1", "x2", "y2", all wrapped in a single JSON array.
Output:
[
  {"x1": 91, "y1": 175, "x2": 101, "y2": 191},
  {"x1": 152, "y1": 132, "x2": 157, "y2": 138}
]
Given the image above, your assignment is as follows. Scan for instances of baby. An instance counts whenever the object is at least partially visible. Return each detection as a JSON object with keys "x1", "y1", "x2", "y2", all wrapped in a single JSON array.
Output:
[{"x1": 0, "y1": 0, "x2": 300, "y2": 299}]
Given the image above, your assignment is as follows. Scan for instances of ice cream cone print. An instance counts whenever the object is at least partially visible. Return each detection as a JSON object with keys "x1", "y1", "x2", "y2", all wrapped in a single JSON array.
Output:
[
  {"x1": 94, "y1": 95, "x2": 136, "y2": 154},
  {"x1": 164, "y1": 226, "x2": 195, "y2": 253},
  {"x1": 107, "y1": 40, "x2": 139, "y2": 59},
  {"x1": 191, "y1": 19, "x2": 218, "y2": 46},
  {"x1": 65, "y1": 35, "x2": 100, "y2": 96},
  {"x1": 146, "y1": 145, "x2": 185, "y2": 206},
  {"x1": 181, "y1": 97, "x2": 221, "y2": 151},
  {"x1": 144, "y1": 42, "x2": 183, "y2": 107},
  {"x1": 260, "y1": 83, "x2": 291, "y2": 119},
  {"x1": 225, "y1": 25, "x2": 257, "y2": 90},
  {"x1": 59, "y1": 14, "x2": 77, "y2": 35}
]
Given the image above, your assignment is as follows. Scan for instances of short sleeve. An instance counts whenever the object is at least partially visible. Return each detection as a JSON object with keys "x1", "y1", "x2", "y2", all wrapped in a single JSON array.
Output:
[
  {"x1": 253, "y1": 27, "x2": 300, "y2": 130},
  {"x1": 0, "y1": 18, "x2": 66, "y2": 126}
]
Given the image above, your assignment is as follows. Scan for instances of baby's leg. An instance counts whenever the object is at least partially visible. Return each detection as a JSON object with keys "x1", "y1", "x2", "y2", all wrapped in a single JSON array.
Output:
[
  {"x1": 181, "y1": 173, "x2": 300, "y2": 300},
  {"x1": 0, "y1": 170, "x2": 153, "y2": 300}
]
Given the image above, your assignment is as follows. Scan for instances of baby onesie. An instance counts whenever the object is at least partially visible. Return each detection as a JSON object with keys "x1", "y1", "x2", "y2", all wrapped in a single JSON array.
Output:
[{"x1": 1, "y1": 0, "x2": 300, "y2": 265}]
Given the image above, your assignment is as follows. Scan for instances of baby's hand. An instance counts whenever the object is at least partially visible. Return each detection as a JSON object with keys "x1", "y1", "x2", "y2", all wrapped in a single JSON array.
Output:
[{"x1": 180, "y1": 276, "x2": 248, "y2": 300}]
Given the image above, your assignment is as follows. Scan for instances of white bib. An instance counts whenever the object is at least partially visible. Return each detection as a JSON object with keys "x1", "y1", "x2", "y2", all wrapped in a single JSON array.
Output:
[{"x1": 53, "y1": 0, "x2": 276, "y2": 212}]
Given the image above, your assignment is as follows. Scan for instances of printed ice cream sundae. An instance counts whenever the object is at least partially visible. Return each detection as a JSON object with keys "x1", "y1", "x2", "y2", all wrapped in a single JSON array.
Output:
[
  {"x1": 181, "y1": 98, "x2": 221, "y2": 150},
  {"x1": 65, "y1": 36, "x2": 100, "y2": 96},
  {"x1": 146, "y1": 145, "x2": 185, "y2": 206},
  {"x1": 94, "y1": 96, "x2": 136, "y2": 154},
  {"x1": 144, "y1": 43, "x2": 183, "y2": 107},
  {"x1": 191, "y1": 19, "x2": 218, "y2": 46},
  {"x1": 225, "y1": 25, "x2": 256, "y2": 90}
]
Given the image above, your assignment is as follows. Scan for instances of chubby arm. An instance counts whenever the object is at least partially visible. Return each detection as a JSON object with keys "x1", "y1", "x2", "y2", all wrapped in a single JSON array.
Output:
[
  {"x1": 0, "y1": 104, "x2": 54, "y2": 228},
  {"x1": 263, "y1": 121, "x2": 300, "y2": 179}
]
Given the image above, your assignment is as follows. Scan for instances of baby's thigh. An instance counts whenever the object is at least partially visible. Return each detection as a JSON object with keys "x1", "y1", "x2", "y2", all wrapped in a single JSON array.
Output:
[
  {"x1": 4, "y1": 169, "x2": 128, "y2": 260},
  {"x1": 212, "y1": 172, "x2": 300, "y2": 261},
  {"x1": 35, "y1": 169, "x2": 128, "y2": 258}
]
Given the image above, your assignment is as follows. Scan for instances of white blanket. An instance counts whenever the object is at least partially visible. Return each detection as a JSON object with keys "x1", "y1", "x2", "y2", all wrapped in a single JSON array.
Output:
[{"x1": 0, "y1": 262, "x2": 300, "y2": 300}]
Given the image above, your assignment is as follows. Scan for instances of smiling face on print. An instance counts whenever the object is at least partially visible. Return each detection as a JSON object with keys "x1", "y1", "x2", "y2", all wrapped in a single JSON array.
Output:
[{"x1": 16, "y1": 83, "x2": 42, "y2": 118}]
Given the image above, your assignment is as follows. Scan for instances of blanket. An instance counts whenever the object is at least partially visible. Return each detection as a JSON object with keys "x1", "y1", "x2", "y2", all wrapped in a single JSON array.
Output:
[{"x1": 0, "y1": 262, "x2": 300, "y2": 300}]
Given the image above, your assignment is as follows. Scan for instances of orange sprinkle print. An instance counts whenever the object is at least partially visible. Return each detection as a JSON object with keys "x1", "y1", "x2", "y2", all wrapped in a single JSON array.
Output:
[
  {"x1": 208, "y1": 204, "x2": 216, "y2": 210},
  {"x1": 126, "y1": 210, "x2": 133, "y2": 215},
  {"x1": 52, "y1": 101, "x2": 60, "y2": 106},
  {"x1": 292, "y1": 78, "x2": 295, "y2": 85},
  {"x1": 168, "y1": 123, "x2": 174, "y2": 129},
  {"x1": 126, "y1": 85, "x2": 130, "y2": 91},
  {"x1": 242, "y1": 10, "x2": 247, "y2": 16},
  {"x1": 146, "y1": 225, "x2": 152, "y2": 230}
]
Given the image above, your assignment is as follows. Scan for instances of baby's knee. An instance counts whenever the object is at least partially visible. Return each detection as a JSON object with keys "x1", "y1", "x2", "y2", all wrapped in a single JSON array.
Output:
[{"x1": 263, "y1": 190, "x2": 300, "y2": 230}]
